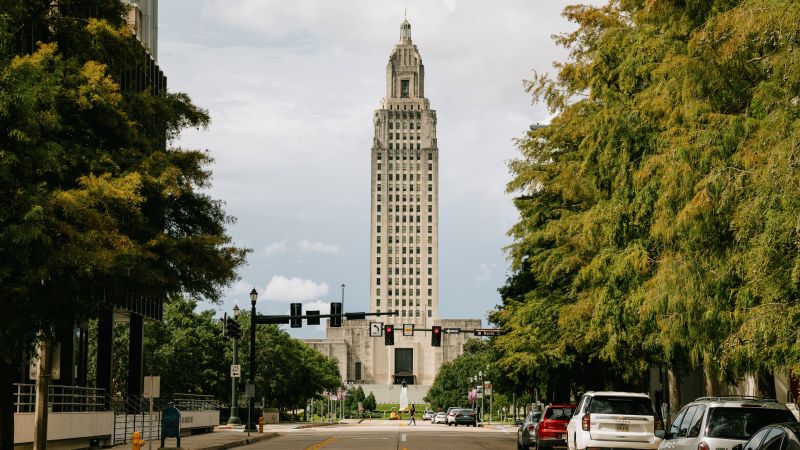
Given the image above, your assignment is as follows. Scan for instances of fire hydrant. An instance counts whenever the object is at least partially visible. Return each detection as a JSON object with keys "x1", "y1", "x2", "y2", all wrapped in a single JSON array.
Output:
[
  {"x1": 258, "y1": 415, "x2": 265, "y2": 433},
  {"x1": 131, "y1": 431, "x2": 144, "y2": 450}
]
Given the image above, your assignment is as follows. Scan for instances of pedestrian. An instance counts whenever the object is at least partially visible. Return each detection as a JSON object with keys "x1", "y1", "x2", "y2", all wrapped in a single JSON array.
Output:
[{"x1": 408, "y1": 403, "x2": 416, "y2": 426}]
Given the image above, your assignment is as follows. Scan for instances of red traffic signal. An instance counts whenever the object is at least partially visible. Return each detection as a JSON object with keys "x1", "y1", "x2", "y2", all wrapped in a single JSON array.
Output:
[
  {"x1": 385, "y1": 325, "x2": 394, "y2": 345},
  {"x1": 431, "y1": 325, "x2": 441, "y2": 347}
]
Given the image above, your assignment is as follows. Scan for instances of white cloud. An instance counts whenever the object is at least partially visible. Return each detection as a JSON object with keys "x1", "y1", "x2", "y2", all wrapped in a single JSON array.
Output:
[
  {"x1": 263, "y1": 275, "x2": 329, "y2": 302},
  {"x1": 476, "y1": 263, "x2": 497, "y2": 283},
  {"x1": 264, "y1": 239, "x2": 288, "y2": 256},
  {"x1": 298, "y1": 240, "x2": 341, "y2": 254}
]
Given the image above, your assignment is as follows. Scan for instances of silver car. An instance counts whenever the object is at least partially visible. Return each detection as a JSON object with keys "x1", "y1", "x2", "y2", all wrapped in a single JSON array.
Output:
[
  {"x1": 659, "y1": 397, "x2": 796, "y2": 450},
  {"x1": 518, "y1": 411, "x2": 542, "y2": 450}
]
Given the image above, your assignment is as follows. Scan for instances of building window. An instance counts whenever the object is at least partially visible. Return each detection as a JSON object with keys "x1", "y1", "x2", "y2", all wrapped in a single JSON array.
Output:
[
  {"x1": 428, "y1": 195, "x2": 432, "y2": 202},
  {"x1": 428, "y1": 310, "x2": 432, "y2": 318},
  {"x1": 428, "y1": 299, "x2": 432, "y2": 307},
  {"x1": 377, "y1": 226, "x2": 381, "y2": 233},
  {"x1": 376, "y1": 278, "x2": 381, "y2": 285},
  {"x1": 401, "y1": 79, "x2": 409, "y2": 97},
  {"x1": 428, "y1": 247, "x2": 432, "y2": 254},
  {"x1": 428, "y1": 278, "x2": 432, "y2": 285},
  {"x1": 428, "y1": 257, "x2": 432, "y2": 264},
  {"x1": 428, "y1": 289, "x2": 432, "y2": 296},
  {"x1": 376, "y1": 288, "x2": 381, "y2": 295},
  {"x1": 377, "y1": 299, "x2": 381, "y2": 306},
  {"x1": 428, "y1": 163, "x2": 432, "y2": 170},
  {"x1": 416, "y1": 310, "x2": 420, "y2": 317},
  {"x1": 428, "y1": 184, "x2": 432, "y2": 191},
  {"x1": 428, "y1": 226, "x2": 432, "y2": 233},
  {"x1": 377, "y1": 184, "x2": 381, "y2": 191},
  {"x1": 428, "y1": 215, "x2": 432, "y2": 222},
  {"x1": 428, "y1": 268, "x2": 432, "y2": 275},
  {"x1": 402, "y1": 310, "x2": 407, "y2": 317},
  {"x1": 377, "y1": 267, "x2": 381, "y2": 275}
]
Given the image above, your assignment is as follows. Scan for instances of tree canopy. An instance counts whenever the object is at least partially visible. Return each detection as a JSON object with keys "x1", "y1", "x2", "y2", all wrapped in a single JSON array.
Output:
[
  {"x1": 493, "y1": 0, "x2": 800, "y2": 400},
  {"x1": 0, "y1": 1, "x2": 247, "y2": 445}
]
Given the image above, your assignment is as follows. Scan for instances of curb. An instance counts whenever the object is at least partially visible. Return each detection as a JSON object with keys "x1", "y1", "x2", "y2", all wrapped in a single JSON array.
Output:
[
  {"x1": 296, "y1": 422, "x2": 338, "y2": 429},
  {"x1": 182, "y1": 432, "x2": 280, "y2": 450}
]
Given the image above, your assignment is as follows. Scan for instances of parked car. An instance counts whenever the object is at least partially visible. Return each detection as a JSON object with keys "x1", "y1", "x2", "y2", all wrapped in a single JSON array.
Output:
[
  {"x1": 659, "y1": 397, "x2": 796, "y2": 450},
  {"x1": 537, "y1": 404, "x2": 576, "y2": 449},
  {"x1": 567, "y1": 391, "x2": 663, "y2": 450},
  {"x1": 517, "y1": 411, "x2": 543, "y2": 450},
  {"x1": 453, "y1": 408, "x2": 478, "y2": 427},
  {"x1": 742, "y1": 422, "x2": 800, "y2": 450},
  {"x1": 434, "y1": 412, "x2": 447, "y2": 424},
  {"x1": 422, "y1": 410, "x2": 435, "y2": 421},
  {"x1": 446, "y1": 407, "x2": 460, "y2": 425}
]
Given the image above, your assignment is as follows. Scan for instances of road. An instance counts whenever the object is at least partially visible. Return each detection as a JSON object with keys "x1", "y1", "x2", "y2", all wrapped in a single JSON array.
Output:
[{"x1": 239, "y1": 420, "x2": 517, "y2": 450}]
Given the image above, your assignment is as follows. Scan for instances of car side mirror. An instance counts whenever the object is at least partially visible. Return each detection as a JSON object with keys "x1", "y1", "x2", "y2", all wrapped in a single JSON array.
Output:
[{"x1": 655, "y1": 430, "x2": 666, "y2": 439}]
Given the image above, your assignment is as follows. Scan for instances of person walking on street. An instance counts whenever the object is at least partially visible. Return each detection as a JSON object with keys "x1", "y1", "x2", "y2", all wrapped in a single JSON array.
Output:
[{"x1": 409, "y1": 404, "x2": 416, "y2": 425}]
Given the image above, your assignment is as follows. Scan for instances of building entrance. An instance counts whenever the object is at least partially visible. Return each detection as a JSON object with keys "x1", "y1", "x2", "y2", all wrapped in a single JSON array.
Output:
[{"x1": 394, "y1": 348, "x2": 414, "y2": 385}]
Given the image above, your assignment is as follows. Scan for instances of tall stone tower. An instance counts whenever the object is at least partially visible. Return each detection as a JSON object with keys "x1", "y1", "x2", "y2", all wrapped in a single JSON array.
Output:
[
  {"x1": 370, "y1": 18, "x2": 438, "y2": 328},
  {"x1": 304, "y1": 18, "x2": 479, "y2": 397}
]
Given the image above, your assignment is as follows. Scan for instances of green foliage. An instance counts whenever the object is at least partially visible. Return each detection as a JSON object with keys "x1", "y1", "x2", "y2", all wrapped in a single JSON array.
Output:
[
  {"x1": 364, "y1": 392, "x2": 377, "y2": 411},
  {"x1": 236, "y1": 312, "x2": 341, "y2": 410},
  {"x1": 495, "y1": 0, "x2": 800, "y2": 396},
  {"x1": 424, "y1": 340, "x2": 500, "y2": 410}
]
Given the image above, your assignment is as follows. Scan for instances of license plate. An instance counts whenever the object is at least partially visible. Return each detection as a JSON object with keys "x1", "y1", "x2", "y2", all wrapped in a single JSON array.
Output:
[{"x1": 615, "y1": 423, "x2": 629, "y2": 432}]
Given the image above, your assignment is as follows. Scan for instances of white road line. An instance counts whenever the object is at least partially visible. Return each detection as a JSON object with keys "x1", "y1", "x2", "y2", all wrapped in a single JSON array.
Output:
[{"x1": 401, "y1": 433, "x2": 407, "y2": 441}]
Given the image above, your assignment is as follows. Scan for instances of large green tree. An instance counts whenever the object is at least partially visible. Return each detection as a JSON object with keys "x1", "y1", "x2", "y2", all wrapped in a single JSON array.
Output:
[
  {"x1": 0, "y1": 1, "x2": 247, "y2": 445},
  {"x1": 494, "y1": 0, "x2": 800, "y2": 408}
]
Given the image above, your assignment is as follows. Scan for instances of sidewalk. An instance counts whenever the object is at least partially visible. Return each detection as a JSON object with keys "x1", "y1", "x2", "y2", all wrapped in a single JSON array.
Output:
[{"x1": 111, "y1": 422, "x2": 335, "y2": 450}]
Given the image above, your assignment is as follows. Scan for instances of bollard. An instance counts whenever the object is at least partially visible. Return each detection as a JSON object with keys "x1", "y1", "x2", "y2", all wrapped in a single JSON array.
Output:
[
  {"x1": 258, "y1": 415, "x2": 265, "y2": 433},
  {"x1": 131, "y1": 431, "x2": 145, "y2": 450}
]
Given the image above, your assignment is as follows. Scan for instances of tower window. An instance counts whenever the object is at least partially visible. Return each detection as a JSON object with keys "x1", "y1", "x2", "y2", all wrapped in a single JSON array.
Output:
[{"x1": 401, "y1": 79, "x2": 410, "y2": 98}]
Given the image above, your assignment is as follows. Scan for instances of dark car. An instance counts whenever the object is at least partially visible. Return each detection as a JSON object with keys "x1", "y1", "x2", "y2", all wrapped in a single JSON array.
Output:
[
  {"x1": 742, "y1": 422, "x2": 800, "y2": 450},
  {"x1": 453, "y1": 408, "x2": 478, "y2": 427},
  {"x1": 537, "y1": 404, "x2": 575, "y2": 449},
  {"x1": 518, "y1": 411, "x2": 542, "y2": 450}
]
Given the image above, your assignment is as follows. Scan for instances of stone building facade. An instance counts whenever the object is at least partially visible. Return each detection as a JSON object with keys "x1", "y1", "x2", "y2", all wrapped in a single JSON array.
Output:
[{"x1": 305, "y1": 19, "x2": 482, "y2": 404}]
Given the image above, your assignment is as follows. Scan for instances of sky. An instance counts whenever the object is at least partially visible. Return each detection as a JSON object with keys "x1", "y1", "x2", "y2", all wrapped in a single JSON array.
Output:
[{"x1": 157, "y1": 0, "x2": 594, "y2": 338}]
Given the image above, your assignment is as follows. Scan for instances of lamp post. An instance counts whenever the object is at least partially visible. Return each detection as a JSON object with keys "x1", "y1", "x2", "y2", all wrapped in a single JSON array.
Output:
[
  {"x1": 227, "y1": 305, "x2": 241, "y2": 425},
  {"x1": 248, "y1": 288, "x2": 258, "y2": 432},
  {"x1": 480, "y1": 370, "x2": 484, "y2": 425}
]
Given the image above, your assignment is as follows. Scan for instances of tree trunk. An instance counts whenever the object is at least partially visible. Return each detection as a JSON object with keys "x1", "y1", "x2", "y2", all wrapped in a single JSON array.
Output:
[
  {"x1": 667, "y1": 369, "x2": 681, "y2": 425},
  {"x1": 703, "y1": 363, "x2": 719, "y2": 396},
  {"x1": 756, "y1": 371, "x2": 776, "y2": 399},
  {"x1": 33, "y1": 339, "x2": 53, "y2": 450},
  {"x1": 0, "y1": 359, "x2": 17, "y2": 450}
]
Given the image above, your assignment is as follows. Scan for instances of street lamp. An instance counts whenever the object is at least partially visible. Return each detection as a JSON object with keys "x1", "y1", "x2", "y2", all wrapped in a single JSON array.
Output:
[
  {"x1": 227, "y1": 305, "x2": 241, "y2": 425},
  {"x1": 248, "y1": 288, "x2": 258, "y2": 432}
]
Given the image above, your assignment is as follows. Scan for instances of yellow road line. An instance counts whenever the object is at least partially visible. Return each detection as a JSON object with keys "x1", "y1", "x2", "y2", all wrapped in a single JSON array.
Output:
[{"x1": 305, "y1": 436, "x2": 338, "y2": 450}]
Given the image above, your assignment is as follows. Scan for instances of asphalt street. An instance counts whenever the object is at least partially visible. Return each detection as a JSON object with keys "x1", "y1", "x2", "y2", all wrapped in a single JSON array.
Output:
[{"x1": 238, "y1": 420, "x2": 517, "y2": 450}]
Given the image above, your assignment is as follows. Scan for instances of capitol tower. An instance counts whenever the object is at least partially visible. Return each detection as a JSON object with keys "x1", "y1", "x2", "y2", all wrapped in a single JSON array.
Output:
[
  {"x1": 305, "y1": 18, "x2": 480, "y2": 400},
  {"x1": 369, "y1": 17, "x2": 439, "y2": 326}
]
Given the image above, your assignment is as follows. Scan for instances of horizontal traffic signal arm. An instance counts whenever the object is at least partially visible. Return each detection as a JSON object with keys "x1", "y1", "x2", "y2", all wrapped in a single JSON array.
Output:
[{"x1": 254, "y1": 311, "x2": 398, "y2": 325}]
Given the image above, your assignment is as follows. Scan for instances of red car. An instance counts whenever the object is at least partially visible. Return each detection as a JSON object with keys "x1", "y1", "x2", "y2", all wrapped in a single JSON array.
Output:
[{"x1": 536, "y1": 404, "x2": 576, "y2": 449}]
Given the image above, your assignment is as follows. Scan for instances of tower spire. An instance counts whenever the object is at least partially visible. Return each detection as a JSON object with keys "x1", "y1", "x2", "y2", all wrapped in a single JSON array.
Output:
[{"x1": 400, "y1": 12, "x2": 411, "y2": 42}]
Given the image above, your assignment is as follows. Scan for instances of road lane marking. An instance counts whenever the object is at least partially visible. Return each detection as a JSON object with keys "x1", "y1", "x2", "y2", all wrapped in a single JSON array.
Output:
[
  {"x1": 305, "y1": 436, "x2": 338, "y2": 450},
  {"x1": 401, "y1": 433, "x2": 406, "y2": 441}
]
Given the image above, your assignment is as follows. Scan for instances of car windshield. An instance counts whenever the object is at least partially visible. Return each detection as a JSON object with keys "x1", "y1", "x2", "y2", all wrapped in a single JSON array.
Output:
[
  {"x1": 588, "y1": 396, "x2": 654, "y2": 415},
  {"x1": 546, "y1": 407, "x2": 574, "y2": 420},
  {"x1": 707, "y1": 408, "x2": 796, "y2": 440}
]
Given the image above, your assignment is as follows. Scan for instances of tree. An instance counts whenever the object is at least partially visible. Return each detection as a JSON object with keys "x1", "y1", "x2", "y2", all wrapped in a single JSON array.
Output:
[
  {"x1": 495, "y1": 0, "x2": 800, "y2": 409},
  {"x1": 364, "y1": 392, "x2": 377, "y2": 412},
  {"x1": 0, "y1": 1, "x2": 248, "y2": 445},
  {"x1": 425, "y1": 340, "x2": 499, "y2": 411}
]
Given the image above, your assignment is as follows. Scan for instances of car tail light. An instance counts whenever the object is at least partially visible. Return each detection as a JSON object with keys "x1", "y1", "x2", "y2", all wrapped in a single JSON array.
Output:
[
  {"x1": 582, "y1": 414, "x2": 591, "y2": 431},
  {"x1": 698, "y1": 442, "x2": 710, "y2": 450},
  {"x1": 528, "y1": 424, "x2": 535, "y2": 431}
]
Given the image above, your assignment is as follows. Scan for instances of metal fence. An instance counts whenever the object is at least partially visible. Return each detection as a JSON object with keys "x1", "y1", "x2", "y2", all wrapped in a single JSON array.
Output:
[{"x1": 13, "y1": 383, "x2": 108, "y2": 413}]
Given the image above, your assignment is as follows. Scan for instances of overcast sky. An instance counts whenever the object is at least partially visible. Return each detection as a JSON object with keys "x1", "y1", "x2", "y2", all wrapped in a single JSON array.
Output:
[{"x1": 158, "y1": 0, "x2": 595, "y2": 338}]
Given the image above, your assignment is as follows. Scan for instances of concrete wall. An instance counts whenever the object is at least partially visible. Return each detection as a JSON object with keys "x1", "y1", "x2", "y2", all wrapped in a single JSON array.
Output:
[
  {"x1": 356, "y1": 383, "x2": 430, "y2": 404},
  {"x1": 14, "y1": 411, "x2": 113, "y2": 447}
]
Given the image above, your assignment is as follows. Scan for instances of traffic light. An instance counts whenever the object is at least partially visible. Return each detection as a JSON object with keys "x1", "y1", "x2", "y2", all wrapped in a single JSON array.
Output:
[
  {"x1": 290, "y1": 303, "x2": 302, "y2": 328},
  {"x1": 306, "y1": 310, "x2": 320, "y2": 326},
  {"x1": 226, "y1": 317, "x2": 241, "y2": 339},
  {"x1": 330, "y1": 302, "x2": 342, "y2": 327},
  {"x1": 385, "y1": 325, "x2": 395, "y2": 345},
  {"x1": 431, "y1": 326, "x2": 441, "y2": 347}
]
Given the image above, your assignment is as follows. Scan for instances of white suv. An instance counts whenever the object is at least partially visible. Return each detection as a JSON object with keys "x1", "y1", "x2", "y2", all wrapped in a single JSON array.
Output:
[
  {"x1": 567, "y1": 391, "x2": 662, "y2": 450},
  {"x1": 659, "y1": 397, "x2": 796, "y2": 450}
]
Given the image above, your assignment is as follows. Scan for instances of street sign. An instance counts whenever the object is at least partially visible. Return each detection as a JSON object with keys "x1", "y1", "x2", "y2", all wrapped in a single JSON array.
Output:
[
  {"x1": 444, "y1": 327, "x2": 461, "y2": 334},
  {"x1": 230, "y1": 364, "x2": 241, "y2": 378},
  {"x1": 143, "y1": 376, "x2": 161, "y2": 398},
  {"x1": 307, "y1": 310, "x2": 320, "y2": 325},
  {"x1": 403, "y1": 324, "x2": 414, "y2": 336},
  {"x1": 474, "y1": 328, "x2": 501, "y2": 337},
  {"x1": 484, "y1": 381, "x2": 492, "y2": 396},
  {"x1": 369, "y1": 322, "x2": 384, "y2": 337},
  {"x1": 244, "y1": 383, "x2": 255, "y2": 398}
]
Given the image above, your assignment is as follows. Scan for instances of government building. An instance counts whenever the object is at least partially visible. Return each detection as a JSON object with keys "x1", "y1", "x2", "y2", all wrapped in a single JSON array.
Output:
[{"x1": 305, "y1": 18, "x2": 481, "y2": 403}]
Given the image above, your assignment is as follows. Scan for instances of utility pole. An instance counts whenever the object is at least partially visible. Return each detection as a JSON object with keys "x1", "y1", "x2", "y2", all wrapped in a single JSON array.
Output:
[{"x1": 33, "y1": 339, "x2": 53, "y2": 450}]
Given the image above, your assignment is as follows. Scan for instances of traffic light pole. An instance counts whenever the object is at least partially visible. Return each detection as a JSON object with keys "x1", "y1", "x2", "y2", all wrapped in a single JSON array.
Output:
[{"x1": 228, "y1": 337, "x2": 240, "y2": 425}]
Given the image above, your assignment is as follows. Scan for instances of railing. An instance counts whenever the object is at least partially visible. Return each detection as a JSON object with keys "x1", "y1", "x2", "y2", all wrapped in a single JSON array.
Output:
[{"x1": 13, "y1": 383, "x2": 108, "y2": 413}]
